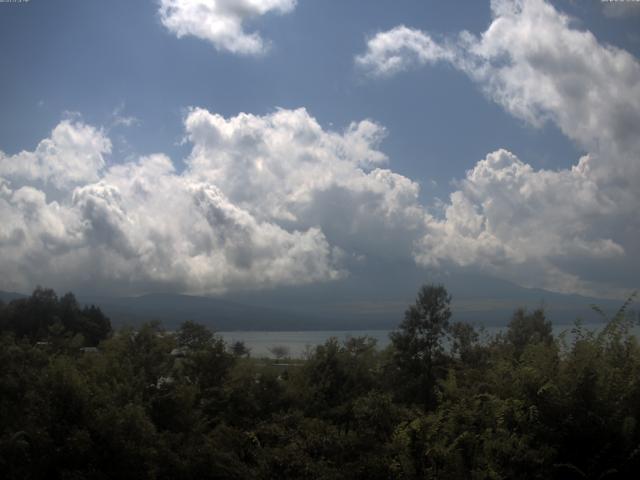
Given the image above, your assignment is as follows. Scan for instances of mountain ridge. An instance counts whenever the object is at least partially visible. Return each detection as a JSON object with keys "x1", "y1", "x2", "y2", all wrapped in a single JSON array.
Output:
[{"x1": 1, "y1": 278, "x2": 629, "y2": 331}]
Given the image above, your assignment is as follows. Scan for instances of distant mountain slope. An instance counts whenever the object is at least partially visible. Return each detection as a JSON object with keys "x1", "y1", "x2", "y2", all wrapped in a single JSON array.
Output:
[
  {"x1": 222, "y1": 265, "x2": 629, "y2": 329},
  {"x1": 2, "y1": 270, "x2": 631, "y2": 331},
  {"x1": 78, "y1": 293, "x2": 331, "y2": 331},
  {"x1": 0, "y1": 291, "x2": 26, "y2": 303},
  {"x1": 78, "y1": 288, "x2": 630, "y2": 331}
]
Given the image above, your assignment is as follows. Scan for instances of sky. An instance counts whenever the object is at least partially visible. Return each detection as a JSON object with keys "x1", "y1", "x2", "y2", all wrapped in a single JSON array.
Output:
[{"x1": 0, "y1": 0, "x2": 639, "y2": 301}]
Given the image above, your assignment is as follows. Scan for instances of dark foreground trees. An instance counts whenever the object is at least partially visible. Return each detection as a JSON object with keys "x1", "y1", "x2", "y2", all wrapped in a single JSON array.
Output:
[
  {"x1": 0, "y1": 287, "x2": 111, "y2": 346},
  {"x1": 0, "y1": 285, "x2": 639, "y2": 479}
]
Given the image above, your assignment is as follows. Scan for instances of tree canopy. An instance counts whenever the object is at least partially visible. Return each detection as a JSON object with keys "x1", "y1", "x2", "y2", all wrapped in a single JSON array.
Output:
[{"x1": 0, "y1": 285, "x2": 639, "y2": 479}]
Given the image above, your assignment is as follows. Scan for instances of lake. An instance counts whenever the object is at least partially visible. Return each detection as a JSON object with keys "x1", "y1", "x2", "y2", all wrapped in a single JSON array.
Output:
[
  {"x1": 219, "y1": 330, "x2": 393, "y2": 358},
  {"x1": 219, "y1": 322, "x2": 635, "y2": 358}
]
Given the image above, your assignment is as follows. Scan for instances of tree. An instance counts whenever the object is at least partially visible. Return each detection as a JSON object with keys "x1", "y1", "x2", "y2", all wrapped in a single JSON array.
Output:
[
  {"x1": 299, "y1": 337, "x2": 380, "y2": 418},
  {"x1": 177, "y1": 321, "x2": 215, "y2": 351},
  {"x1": 390, "y1": 284, "x2": 452, "y2": 408},
  {"x1": 450, "y1": 321, "x2": 485, "y2": 366},
  {"x1": 506, "y1": 307, "x2": 552, "y2": 358},
  {"x1": 0, "y1": 288, "x2": 111, "y2": 346},
  {"x1": 268, "y1": 345, "x2": 290, "y2": 362},
  {"x1": 230, "y1": 341, "x2": 250, "y2": 358},
  {"x1": 79, "y1": 304, "x2": 112, "y2": 346}
]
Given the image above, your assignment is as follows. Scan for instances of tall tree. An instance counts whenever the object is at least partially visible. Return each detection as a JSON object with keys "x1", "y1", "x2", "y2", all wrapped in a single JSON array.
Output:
[{"x1": 390, "y1": 284, "x2": 452, "y2": 408}]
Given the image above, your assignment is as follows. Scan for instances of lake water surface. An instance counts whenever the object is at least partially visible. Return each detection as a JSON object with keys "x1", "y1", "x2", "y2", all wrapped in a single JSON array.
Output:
[
  {"x1": 219, "y1": 322, "x2": 635, "y2": 358},
  {"x1": 219, "y1": 330, "x2": 392, "y2": 358}
]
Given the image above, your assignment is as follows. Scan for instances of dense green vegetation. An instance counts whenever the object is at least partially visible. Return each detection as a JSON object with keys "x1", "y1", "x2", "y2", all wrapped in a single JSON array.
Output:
[{"x1": 0, "y1": 285, "x2": 639, "y2": 479}]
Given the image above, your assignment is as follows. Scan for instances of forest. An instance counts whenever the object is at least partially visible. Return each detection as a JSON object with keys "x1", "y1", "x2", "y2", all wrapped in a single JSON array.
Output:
[{"x1": 1, "y1": 285, "x2": 639, "y2": 479}]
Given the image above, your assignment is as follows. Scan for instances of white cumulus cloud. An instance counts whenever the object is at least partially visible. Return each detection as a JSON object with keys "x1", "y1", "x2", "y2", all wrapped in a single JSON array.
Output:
[
  {"x1": 358, "y1": 0, "x2": 640, "y2": 297},
  {"x1": 355, "y1": 25, "x2": 452, "y2": 76},
  {"x1": 183, "y1": 107, "x2": 427, "y2": 262},
  {"x1": 0, "y1": 120, "x2": 111, "y2": 190},
  {"x1": 0, "y1": 108, "x2": 428, "y2": 296},
  {"x1": 158, "y1": 0, "x2": 296, "y2": 55}
]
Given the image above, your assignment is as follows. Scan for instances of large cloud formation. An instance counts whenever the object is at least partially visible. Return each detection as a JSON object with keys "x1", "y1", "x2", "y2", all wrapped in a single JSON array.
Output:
[
  {"x1": 3, "y1": 0, "x2": 638, "y2": 298},
  {"x1": 358, "y1": 0, "x2": 640, "y2": 297},
  {"x1": 0, "y1": 109, "x2": 426, "y2": 295},
  {"x1": 158, "y1": 0, "x2": 296, "y2": 55}
]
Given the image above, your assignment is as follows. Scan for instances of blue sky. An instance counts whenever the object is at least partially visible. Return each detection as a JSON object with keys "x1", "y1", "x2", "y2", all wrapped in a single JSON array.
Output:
[
  {"x1": 1, "y1": 0, "x2": 639, "y2": 301},
  {"x1": 1, "y1": 0, "x2": 637, "y2": 200}
]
